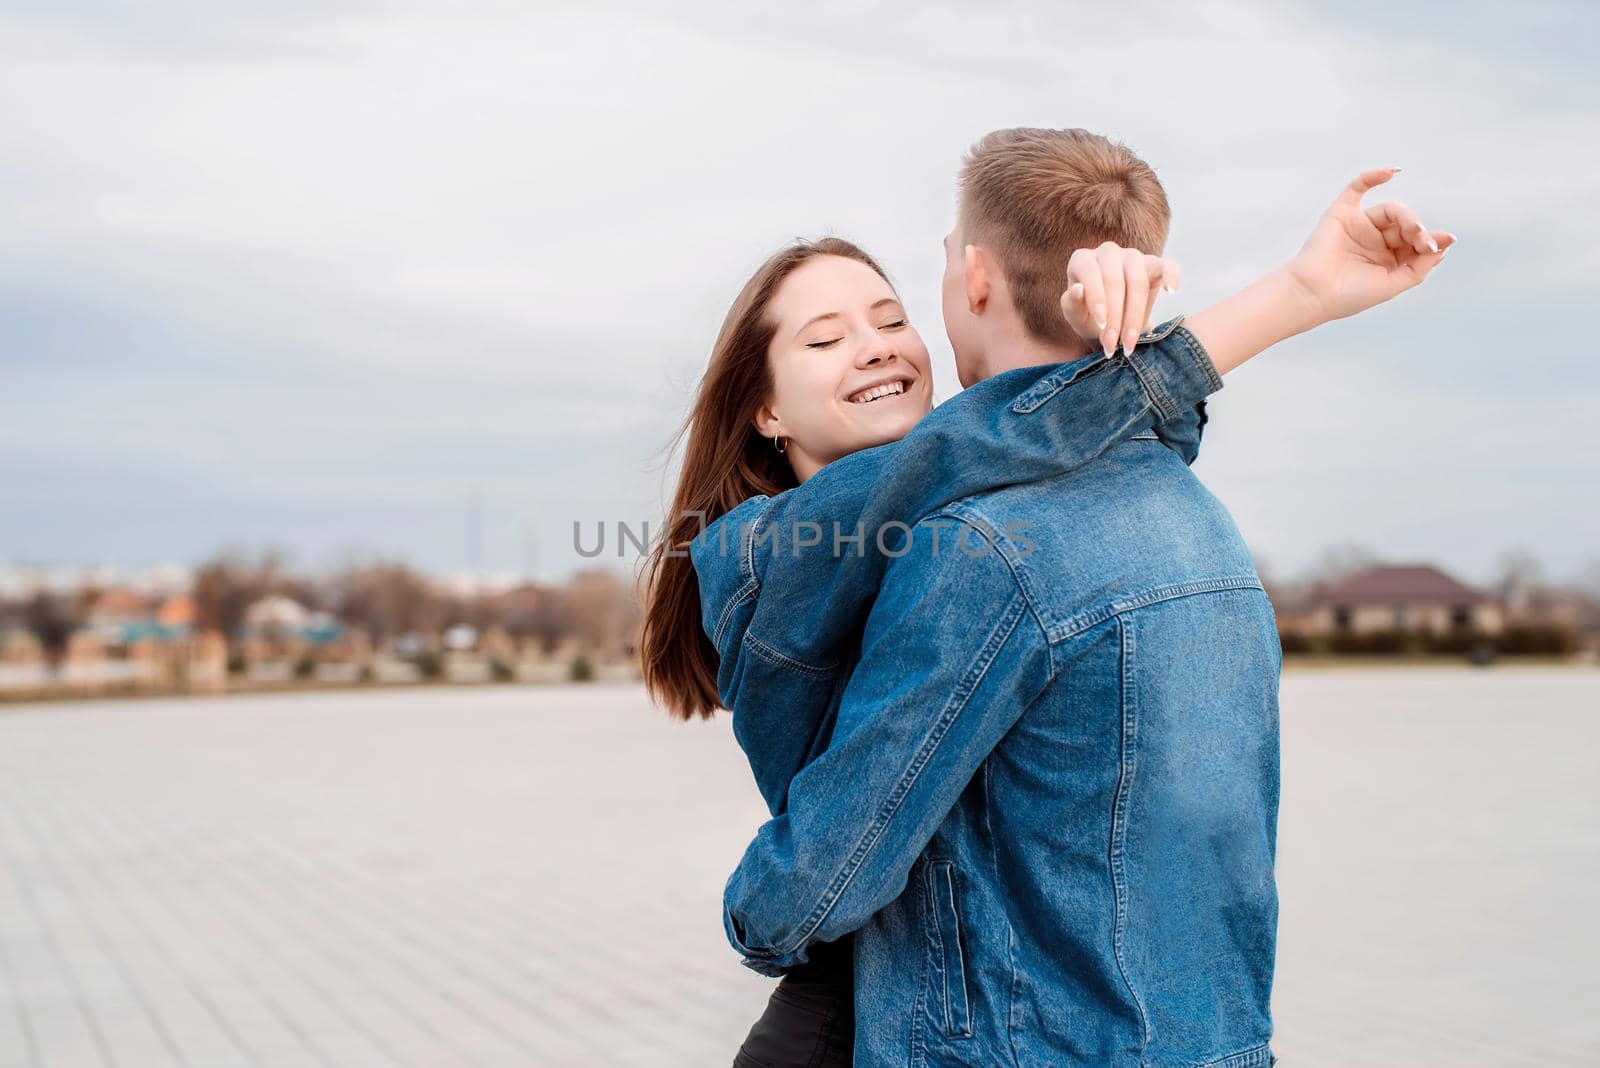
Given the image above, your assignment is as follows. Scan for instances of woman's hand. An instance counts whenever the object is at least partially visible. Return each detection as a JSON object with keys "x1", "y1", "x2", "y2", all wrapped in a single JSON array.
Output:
[
  {"x1": 1283, "y1": 167, "x2": 1456, "y2": 325},
  {"x1": 1059, "y1": 242, "x2": 1183, "y2": 360}
]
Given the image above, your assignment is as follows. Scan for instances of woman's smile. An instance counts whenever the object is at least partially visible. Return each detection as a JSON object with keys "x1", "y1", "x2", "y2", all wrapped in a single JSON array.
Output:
[{"x1": 845, "y1": 374, "x2": 916, "y2": 405}]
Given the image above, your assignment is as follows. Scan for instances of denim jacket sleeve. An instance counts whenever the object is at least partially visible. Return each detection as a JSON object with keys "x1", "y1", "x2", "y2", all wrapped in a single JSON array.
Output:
[
  {"x1": 721, "y1": 515, "x2": 1051, "y2": 975},
  {"x1": 690, "y1": 494, "x2": 856, "y2": 815},
  {"x1": 691, "y1": 319, "x2": 1218, "y2": 811}
]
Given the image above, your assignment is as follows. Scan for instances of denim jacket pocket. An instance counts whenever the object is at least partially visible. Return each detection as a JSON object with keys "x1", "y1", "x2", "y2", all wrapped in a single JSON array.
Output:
[{"x1": 921, "y1": 859, "x2": 973, "y2": 1040}]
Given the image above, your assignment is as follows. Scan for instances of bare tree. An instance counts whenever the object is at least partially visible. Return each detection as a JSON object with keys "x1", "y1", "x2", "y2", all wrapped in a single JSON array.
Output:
[
  {"x1": 331, "y1": 563, "x2": 443, "y2": 647},
  {"x1": 1304, "y1": 544, "x2": 1380, "y2": 590},
  {"x1": 1573, "y1": 560, "x2": 1600, "y2": 633},
  {"x1": 23, "y1": 590, "x2": 82, "y2": 667},
  {"x1": 567, "y1": 568, "x2": 641, "y2": 655},
  {"x1": 495, "y1": 584, "x2": 575, "y2": 654},
  {"x1": 1572, "y1": 559, "x2": 1600, "y2": 600},
  {"x1": 1493, "y1": 548, "x2": 1546, "y2": 611},
  {"x1": 192, "y1": 549, "x2": 299, "y2": 638},
  {"x1": 1494, "y1": 547, "x2": 1544, "y2": 585}
]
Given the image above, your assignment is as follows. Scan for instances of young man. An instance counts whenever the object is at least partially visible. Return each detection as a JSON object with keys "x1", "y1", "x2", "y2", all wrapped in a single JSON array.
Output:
[{"x1": 703, "y1": 129, "x2": 1451, "y2": 1065}]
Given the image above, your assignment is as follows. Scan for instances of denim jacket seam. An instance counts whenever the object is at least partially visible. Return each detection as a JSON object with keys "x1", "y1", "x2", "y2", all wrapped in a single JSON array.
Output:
[
  {"x1": 770, "y1": 591, "x2": 1030, "y2": 958},
  {"x1": 1043, "y1": 576, "x2": 1264, "y2": 645},
  {"x1": 1126, "y1": 314, "x2": 1191, "y2": 421},
  {"x1": 1193, "y1": 1039, "x2": 1276, "y2": 1068},
  {"x1": 922, "y1": 861, "x2": 953, "y2": 1037},
  {"x1": 1109, "y1": 615, "x2": 1153, "y2": 1049},
  {"x1": 743, "y1": 499, "x2": 772, "y2": 589},
  {"x1": 710, "y1": 580, "x2": 757, "y2": 650},
  {"x1": 706, "y1": 496, "x2": 775, "y2": 647},
  {"x1": 910, "y1": 905, "x2": 932, "y2": 1068},
  {"x1": 934, "y1": 502, "x2": 1060, "y2": 677},
  {"x1": 1125, "y1": 317, "x2": 1223, "y2": 424},
  {"x1": 934, "y1": 861, "x2": 973, "y2": 1039},
  {"x1": 1124, "y1": 346, "x2": 1180, "y2": 425},
  {"x1": 1170, "y1": 322, "x2": 1225, "y2": 396},
  {"x1": 742, "y1": 631, "x2": 838, "y2": 678},
  {"x1": 1004, "y1": 925, "x2": 1024, "y2": 1066},
  {"x1": 981, "y1": 764, "x2": 1027, "y2": 1068}
]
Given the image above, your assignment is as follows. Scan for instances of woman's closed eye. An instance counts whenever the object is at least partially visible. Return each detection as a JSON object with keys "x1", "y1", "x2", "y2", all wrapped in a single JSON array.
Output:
[{"x1": 804, "y1": 320, "x2": 906, "y2": 349}]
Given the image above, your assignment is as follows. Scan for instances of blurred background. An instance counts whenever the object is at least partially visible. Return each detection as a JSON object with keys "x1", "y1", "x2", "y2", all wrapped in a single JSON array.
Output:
[{"x1": 1, "y1": 3, "x2": 1597, "y2": 1066}]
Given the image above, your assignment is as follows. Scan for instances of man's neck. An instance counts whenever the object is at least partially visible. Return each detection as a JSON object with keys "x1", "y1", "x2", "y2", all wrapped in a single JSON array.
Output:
[{"x1": 980, "y1": 328, "x2": 1095, "y2": 379}]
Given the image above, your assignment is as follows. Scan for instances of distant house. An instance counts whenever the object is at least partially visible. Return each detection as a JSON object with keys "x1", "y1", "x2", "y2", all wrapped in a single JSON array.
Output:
[
  {"x1": 84, "y1": 587, "x2": 191, "y2": 645},
  {"x1": 241, "y1": 595, "x2": 341, "y2": 644},
  {"x1": 1311, "y1": 565, "x2": 1504, "y2": 636},
  {"x1": 156, "y1": 595, "x2": 196, "y2": 630},
  {"x1": 85, "y1": 587, "x2": 152, "y2": 635}
]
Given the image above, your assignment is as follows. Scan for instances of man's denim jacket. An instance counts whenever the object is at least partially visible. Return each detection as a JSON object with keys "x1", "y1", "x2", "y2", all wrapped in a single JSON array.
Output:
[{"x1": 692, "y1": 320, "x2": 1281, "y2": 1067}]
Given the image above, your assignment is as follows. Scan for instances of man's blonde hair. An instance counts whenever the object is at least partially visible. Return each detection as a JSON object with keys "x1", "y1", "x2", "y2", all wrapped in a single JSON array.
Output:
[{"x1": 959, "y1": 128, "x2": 1170, "y2": 345}]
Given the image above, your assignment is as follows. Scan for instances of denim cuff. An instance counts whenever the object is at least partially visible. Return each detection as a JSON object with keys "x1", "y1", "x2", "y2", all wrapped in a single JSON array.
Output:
[
  {"x1": 1126, "y1": 315, "x2": 1224, "y2": 423},
  {"x1": 726, "y1": 910, "x2": 790, "y2": 977}
]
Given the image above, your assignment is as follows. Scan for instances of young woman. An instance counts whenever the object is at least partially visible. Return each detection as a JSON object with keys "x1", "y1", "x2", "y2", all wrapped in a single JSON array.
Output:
[{"x1": 642, "y1": 170, "x2": 1452, "y2": 1066}]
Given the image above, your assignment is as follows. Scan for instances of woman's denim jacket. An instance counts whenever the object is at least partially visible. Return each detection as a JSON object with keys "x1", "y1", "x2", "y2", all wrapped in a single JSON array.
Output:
[{"x1": 692, "y1": 320, "x2": 1280, "y2": 1066}]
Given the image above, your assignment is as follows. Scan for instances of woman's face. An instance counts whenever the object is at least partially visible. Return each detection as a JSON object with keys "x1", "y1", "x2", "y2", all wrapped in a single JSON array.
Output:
[{"x1": 756, "y1": 255, "x2": 934, "y2": 481}]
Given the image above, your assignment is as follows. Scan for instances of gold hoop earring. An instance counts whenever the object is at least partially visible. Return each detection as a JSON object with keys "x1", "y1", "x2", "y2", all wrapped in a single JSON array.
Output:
[{"x1": 773, "y1": 435, "x2": 786, "y2": 454}]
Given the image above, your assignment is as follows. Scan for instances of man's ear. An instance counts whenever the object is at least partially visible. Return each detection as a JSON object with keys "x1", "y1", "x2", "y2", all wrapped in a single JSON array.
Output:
[
  {"x1": 963, "y1": 244, "x2": 991, "y2": 315},
  {"x1": 752, "y1": 402, "x2": 784, "y2": 440}
]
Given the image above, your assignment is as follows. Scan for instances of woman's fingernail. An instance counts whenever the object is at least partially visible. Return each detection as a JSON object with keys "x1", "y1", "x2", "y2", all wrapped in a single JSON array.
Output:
[
  {"x1": 1071, "y1": 283, "x2": 1084, "y2": 300},
  {"x1": 1161, "y1": 283, "x2": 1175, "y2": 294},
  {"x1": 1426, "y1": 236, "x2": 1440, "y2": 254},
  {"x1": 1093, "y1": 304, "x2": 1106, "y2": 329}
]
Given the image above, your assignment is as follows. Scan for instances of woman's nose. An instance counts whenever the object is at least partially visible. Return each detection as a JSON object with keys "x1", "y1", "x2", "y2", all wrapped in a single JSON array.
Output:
[{"x1": 858, "y1": 345, "x2": 896, "y2": 368}]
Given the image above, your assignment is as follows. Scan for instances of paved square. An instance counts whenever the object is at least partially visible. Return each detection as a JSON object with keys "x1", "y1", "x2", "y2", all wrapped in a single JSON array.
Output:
[{"x1": 1, "y1": 669, "x2": 1596, "y2": 1066}]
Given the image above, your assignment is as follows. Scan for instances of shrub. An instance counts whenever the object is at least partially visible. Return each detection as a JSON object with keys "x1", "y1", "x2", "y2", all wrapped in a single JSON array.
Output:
[
  {"x1": 1326, "y1": 629, "x2": 1409, "y2": 656},
  {"x1": 1427, "y1": 629, "x2": 1492, "y2": 656},
  {"x1": 570, "y1": 654, "x2": 595, "y2": 682},
  {"x1": 1284, "y1": 623, "x2": 1577, "y2": 660},
  {"x1": 1496, "y1": 623, "x2": 1579, "y2": 657},
  {"x1": 1277, "y1": 631, "x2": 1313, "y2": 655},
  {"x1": 410, "y1": 649, "x2": 443, "y2": 680}
]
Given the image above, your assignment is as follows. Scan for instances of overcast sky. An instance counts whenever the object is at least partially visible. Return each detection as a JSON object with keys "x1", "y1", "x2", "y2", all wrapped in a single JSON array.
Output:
[{"x1": 2, "y1": 1, "x2": 1596, "y2": 587}]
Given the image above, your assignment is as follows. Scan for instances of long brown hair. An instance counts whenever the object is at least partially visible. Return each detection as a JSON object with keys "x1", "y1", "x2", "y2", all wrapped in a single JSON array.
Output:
[{"x1": 640, "y1": 237, "x2": 893, "y2": 720}]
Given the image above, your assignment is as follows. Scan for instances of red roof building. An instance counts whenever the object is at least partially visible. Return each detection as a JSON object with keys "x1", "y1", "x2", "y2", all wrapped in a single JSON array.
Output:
[{"x1": 1310, "y1": 565, "x2": 1504, "y2": 635}]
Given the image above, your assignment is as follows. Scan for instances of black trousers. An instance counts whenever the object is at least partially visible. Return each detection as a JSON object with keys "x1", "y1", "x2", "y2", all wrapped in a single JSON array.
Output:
[{"x1": 733, "y1": 976, "x2": 854, "y2": 1068}]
